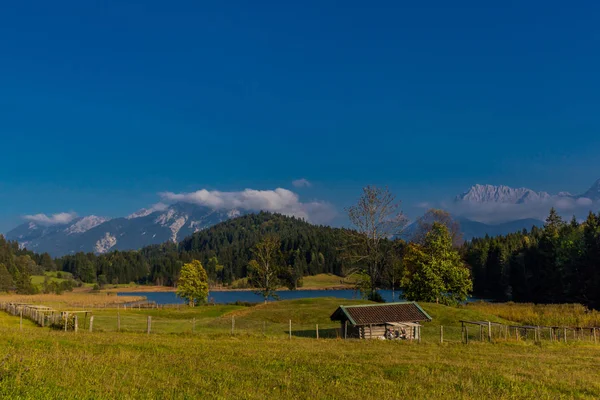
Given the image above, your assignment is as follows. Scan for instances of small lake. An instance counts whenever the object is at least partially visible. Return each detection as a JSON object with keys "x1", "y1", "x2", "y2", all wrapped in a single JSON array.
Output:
[
  {"x1": 118, "y1": 289, "x2": 484, "y2": 305},
  {"x1": 118, "y1": 289, "x2": 400, "y2": 305}
]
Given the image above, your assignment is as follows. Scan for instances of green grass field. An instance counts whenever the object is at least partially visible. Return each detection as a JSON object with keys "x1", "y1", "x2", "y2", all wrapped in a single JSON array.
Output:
[
  {"x1": 300, "y1": 273, "x2": 355, "y2": 288},
  {"x1": 30, "y1": 271, "x2": 73, "y2": 286},
  {"x1": 0, "y1": 298, "x2": 599, "y2": 399}
]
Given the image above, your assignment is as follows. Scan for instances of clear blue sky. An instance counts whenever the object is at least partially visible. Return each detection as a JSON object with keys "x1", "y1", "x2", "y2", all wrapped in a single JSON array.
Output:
[{"x1": 1, "y1": 1, "x2": 600, "y2": 232}]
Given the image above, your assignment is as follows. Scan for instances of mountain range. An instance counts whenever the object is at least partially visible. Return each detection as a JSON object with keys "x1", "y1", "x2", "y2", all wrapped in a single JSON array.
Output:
[
  {"x1": 455, "y1": 179, "x2": 600, "y2": 203},
  {"x1": 5, "y1": 179, "x2": 599, "y2": 256},
  {"x1": 6, "y1": 203, "x2": 238, "y2": 257}
]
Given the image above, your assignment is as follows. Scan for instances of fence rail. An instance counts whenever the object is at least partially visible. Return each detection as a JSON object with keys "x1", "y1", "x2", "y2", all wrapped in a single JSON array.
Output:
[{"x1": 1, "y1": 303, "x2": 599, "y2": 345}]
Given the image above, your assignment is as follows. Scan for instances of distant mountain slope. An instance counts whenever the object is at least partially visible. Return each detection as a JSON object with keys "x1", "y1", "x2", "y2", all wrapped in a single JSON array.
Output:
[
  {"x1": 6, "y1": 204, "x2": 238, "y2": 257},
  {"x1": 580, "y1": 179, "x2": 600, "y2": 201},
  {"x1": 401, "y1": 217, "x2": 544, "y2": 242},
  {"x1": 456, "y1": 217, "x2": 544, "y2": 241}
]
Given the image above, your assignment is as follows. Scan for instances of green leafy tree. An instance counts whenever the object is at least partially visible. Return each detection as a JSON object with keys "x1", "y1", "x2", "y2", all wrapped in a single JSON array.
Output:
[
  {"x1": 413, "y1": 208, "x2": 463, "y2": 247},
  {"x1": 40, "y1": 252, "x2": 56, "y2": 271},
  {"x1": 0, "y1": 263, "x2": 13, "y2": 292},
  {"x1": 176, "y1": 260, "x2": 209, "y2": 306},
  {"x1": 248, "y1": 236, "x2": 282, "y2": 303},
  {"x1": 402, "y1": 222, "x2": 472, "y2": 305},
  {"x1": 15, "y1": 268, "x2": 38, "y2": 295},
  {"x1": 206, "y1": 256, "x2": 224, "y2": 286}
]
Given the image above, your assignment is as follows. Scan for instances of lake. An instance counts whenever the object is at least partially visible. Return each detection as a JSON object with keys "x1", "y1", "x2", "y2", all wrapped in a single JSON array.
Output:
[
  {"x1": 118, "y1": 289, "x2": 404, "y2": 305},
  {"x1": 118, "y1": 289, "x2": 484, "y2": 305}
]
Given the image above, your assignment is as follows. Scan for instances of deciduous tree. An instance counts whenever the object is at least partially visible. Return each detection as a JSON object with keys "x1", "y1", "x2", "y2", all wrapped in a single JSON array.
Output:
[
  {"x1": 176, "y1": 260, "x2": 209, "y2": 306},
  {"x1": 402, "y1": 222, "x2": 472, "y2": 305},
  {"x1": 248, "y1": 236, "x2": 282, "y2": 302},
  {"x1": 345, "y1": 186, "x2": 407, "y2": 299},
  {"x1": 413, "y1": 209, "x2": 463, "y2": 247}
]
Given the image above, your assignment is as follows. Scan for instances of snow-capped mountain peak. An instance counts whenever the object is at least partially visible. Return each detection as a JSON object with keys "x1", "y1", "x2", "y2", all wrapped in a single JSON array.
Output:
[
  {"x1": 65, "y1": 216, "x2": 110, "y2": 235},
  {"x1": 456, "y1": 184, "x2": 552, "y2": 204},
  {"x1": 127, "y1": 208, "x2": 155, "y2": 219}
]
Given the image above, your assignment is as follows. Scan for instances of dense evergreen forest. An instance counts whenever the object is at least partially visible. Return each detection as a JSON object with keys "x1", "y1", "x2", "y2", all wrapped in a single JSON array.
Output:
[
  {"x1": 464, "y1": 209, "x2": 600, "y2": 309},
  {"x1": 53, "y1": 213, "x2": 352, "y2": 288},
  {"x1": 0, "y1": 235, "x2": 58, "y2": 293}
]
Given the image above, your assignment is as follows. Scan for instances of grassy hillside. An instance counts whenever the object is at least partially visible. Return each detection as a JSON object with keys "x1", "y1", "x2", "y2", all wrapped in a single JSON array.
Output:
[
  {"x1": 301, "y1": 273, "x2": 355, "y2": 289},
  {"x1": 0, "y1": 304, "x2": 599, "y2": 399},
  {"x1": 31, "y1": 270, "x2": 72, "y2": 283},
  {"x1": 14, "y1": 297, "x2": 515, "y2": 342}
]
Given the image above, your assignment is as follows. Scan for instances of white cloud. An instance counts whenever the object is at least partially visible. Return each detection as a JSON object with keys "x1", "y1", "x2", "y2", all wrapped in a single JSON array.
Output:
[
  {"x1": 292, "y1": 178, "x2": 312, "y2": 188},
  {"x1": 447, "y1": 197, "x2": 599, "y2": 224},
  {"x1": 415, "y1": 202, "x2": 432, "y2": 209},
  {"x1": 23, "y1": 212, "x2": 78, "y2": 226},
  {"x1": 160, "y1": 188, "x2": 336, "y2": 224},
  {"x1": 150, "y1": 202, "x2": 169, "y2": 212}
]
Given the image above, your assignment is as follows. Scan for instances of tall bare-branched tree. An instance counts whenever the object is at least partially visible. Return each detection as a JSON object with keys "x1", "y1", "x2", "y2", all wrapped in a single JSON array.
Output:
[
  {"x1": 345, "y1": 186, "x2": 407, "y2": 298},
  {"x1": 248, "y1": 235, "x2": 282, "y2": 303}
]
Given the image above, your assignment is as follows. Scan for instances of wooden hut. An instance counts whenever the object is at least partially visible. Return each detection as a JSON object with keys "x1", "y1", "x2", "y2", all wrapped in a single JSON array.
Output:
[{"x1": 330, "y1": 302, "x2": 432, "y2": 340}]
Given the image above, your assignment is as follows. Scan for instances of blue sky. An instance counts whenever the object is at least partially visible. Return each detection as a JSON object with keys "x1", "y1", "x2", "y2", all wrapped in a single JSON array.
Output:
[{"x1": 1, "y1": 1, "x2": 600, "y2": 232}]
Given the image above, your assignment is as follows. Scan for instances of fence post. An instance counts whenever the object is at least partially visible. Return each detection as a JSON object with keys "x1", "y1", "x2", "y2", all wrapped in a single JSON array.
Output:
[
  {"x1": 89, "y1": 316, "x2": 94, "y2": 332},
  {"x1": 488, "y1": 322, "x2": 492, "y2": 342},
  {"x1": 65, "y1": 312, "x2": 68, "y2": 332},
  {"x1": 147, "y1": 316, "x2": 151, "y2": 335},
  {"x1": 231, "y1": 316, "x2": 235, "y2": 335},
  {"x1": 440, "y1": 325, "x2": 444, "y2": 344},
  {"x1": 563, "y1": 328, "x2": 567, "y2": 343},
  {"x1": 289, "y1": 320, "x2": 292, "y2": 340},
  {"x1": 316, "y1": 324, "x2": 319, "y2": 340},
  {"x1": 74, "y1": 315, "x2": 78, "y2": 333},
  {"x1": 117, "y1": 312, "x2": 121, "y2": 332},
  {"x1": 594, "y1": 328, "x2": 597, "y2": 344}
]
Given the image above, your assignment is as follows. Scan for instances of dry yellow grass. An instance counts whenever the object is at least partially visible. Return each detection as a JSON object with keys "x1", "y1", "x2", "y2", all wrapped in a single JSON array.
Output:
[
  {"x1": 0, "y1": 293, "x2": 144, "y2": 310},
  {"x1": 467, "y1": 302, "x2": 600, "y2": 327}
]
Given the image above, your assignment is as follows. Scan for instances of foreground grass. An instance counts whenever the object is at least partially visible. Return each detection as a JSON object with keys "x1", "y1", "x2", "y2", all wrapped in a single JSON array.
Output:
[
  {"x1": 1, "y1": 300, "x2": 600, "y2": 398},
  {"x1": 0, "y1": 324, "x2": 598, "y2": 399}
]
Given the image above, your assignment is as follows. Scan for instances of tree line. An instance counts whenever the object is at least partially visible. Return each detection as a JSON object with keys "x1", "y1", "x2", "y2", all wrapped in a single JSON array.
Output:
[
  {"x1": 42, "y1": 213, "x2": 350, "y2": 289},
  {"x1": 5, "y1": 186, "x2": 600, "y2": 310},
  {"x1": 0, "y1": 235, "x2": 75, "y2": 294},
  {"x1": 464, "y1": 208, "x2": 600, "y2": 310}
]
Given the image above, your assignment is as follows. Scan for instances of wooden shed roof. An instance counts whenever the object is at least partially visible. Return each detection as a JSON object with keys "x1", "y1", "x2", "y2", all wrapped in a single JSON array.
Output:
[{"x1": 330, "y1": 302, "x2": 432, "y2": 326}]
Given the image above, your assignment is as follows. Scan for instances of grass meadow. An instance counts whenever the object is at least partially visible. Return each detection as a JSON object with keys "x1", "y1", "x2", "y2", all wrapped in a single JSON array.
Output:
[
  {"x1": 467, "y1": 302, "x2": 600, "y2": 327},
  {"x1": 1, "y1": 296, "x2": 599, "y2": 399}
]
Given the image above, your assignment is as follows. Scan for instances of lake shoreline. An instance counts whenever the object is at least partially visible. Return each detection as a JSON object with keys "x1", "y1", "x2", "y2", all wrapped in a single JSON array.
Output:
[{"x1": 105, "y1": 284, "x2": 355, "y2": 293}]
